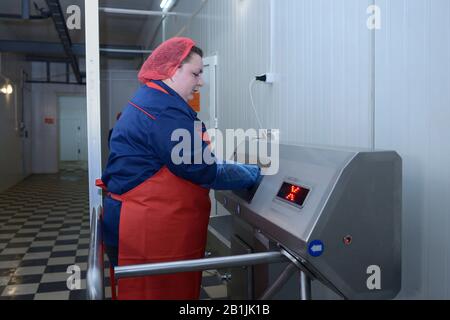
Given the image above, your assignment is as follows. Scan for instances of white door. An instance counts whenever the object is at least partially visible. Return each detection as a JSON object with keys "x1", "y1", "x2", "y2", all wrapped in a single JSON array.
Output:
[
  {"x1": 200, "y1": 56, "x2": 219, "y2": 216},
  {"x1": 59, "y1": 96, "x2": 88, "y2": 163},
  {"x1": 60, "y1": 118, "x2": 80, "y2": 161}
]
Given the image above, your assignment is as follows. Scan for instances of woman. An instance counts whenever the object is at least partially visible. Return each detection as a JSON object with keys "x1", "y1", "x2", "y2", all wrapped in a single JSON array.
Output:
[{"x1": 98, "y1": 37, "x2": 260, "y2": 300}]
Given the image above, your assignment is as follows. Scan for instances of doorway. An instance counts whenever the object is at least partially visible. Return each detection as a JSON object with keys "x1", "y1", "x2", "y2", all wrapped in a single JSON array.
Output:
[{"x1": 58, "y1": 95, "x2": 88, "y2": 171}]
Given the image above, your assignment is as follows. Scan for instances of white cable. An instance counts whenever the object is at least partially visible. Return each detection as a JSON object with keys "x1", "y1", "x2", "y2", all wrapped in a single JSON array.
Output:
[
  {"x1": 269, "y1": 0, "x2": 275, "y2": 73},
  {"x1": 249, "y1": 78, "x2": 266, "y2": 139}
]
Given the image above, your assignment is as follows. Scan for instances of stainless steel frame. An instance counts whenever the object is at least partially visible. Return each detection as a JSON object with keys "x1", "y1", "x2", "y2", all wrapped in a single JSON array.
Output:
[
  {"x1": 114, "y1": 252, "x2": 288, "y2": 280},
  {"x1": 215, "y1": 142, "x2": 402, "y2": 300},
  {"x1": 86, "y1": 204, "x2": 296, "y2": 300},
  {"x1": 86, "y1": 207, "x2": 104, "y2": 300}
]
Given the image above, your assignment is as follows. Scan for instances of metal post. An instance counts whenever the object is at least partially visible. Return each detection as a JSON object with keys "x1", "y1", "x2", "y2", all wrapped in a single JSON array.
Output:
[
  {"x1": 22, "y1": 0, "x2": 30, "y2": 20},
  {"x1": 100, "y1": 48, "x2": 153, "y2": 54},
  {"x1": 247, "y1": 262, "x2": 254, "y2": 300},
  {"x1": 259, "y1": 263, "x2": 298, "y2": 300},
  {"x1": 300, "y1": 271, "x2": 312, "y2": 301},
  {"x1": 115, "y1": 252, "x2": 288, "y2": 280},
  {"x1": 162, "y1": 15, "x2": 167, "y2": 42},
  {"x1": 87, "y1": 207, "x2": 105, "y2": 300},
  {"x1": 85, "y1": 0, "x2": 103, "y2": 221}
]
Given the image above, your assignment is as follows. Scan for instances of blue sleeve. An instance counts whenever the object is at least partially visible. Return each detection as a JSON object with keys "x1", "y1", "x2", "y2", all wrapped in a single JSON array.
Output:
[
  {"x1": 151, "y1": 108, "x2": 218, "y2": 186},
  {"x1": 205, "y1": 162, "x2": 261, "y2": 191}
]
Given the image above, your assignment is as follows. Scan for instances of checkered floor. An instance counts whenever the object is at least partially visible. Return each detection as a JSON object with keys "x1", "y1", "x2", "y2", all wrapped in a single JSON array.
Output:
[{"x1": 0, "y1": 163, "x2": 228, "y2": 300}]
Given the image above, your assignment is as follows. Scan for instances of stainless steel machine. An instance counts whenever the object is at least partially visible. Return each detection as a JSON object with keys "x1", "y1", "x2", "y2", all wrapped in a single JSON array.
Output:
[
  {"x1": 212, "y1": 141, "x2": 402, "y2": 300},
  {"x1": 88, "y1": 141, "x2": 402, "y2": 301}
]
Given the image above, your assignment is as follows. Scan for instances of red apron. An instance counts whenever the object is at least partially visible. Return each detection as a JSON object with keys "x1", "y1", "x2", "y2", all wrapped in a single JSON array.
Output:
[
  {"x1": 98, "y1": 85, "x2": 211, "y2": 300},
  {"x1": 106, "y1": 167, "x2": 210, "y2": 300}
]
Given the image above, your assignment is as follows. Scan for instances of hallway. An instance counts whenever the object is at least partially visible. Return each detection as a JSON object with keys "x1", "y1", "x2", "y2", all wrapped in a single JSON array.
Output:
[
  {"x1": 0, "y1": 166, "x2": 95, "y2": 299},
  {"x1": 0, "y1": 167, "x2": 227, "y2": 300}
]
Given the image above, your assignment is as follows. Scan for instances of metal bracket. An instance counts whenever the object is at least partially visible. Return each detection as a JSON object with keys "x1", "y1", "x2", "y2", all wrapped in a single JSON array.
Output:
[{"x1": 278, "y1": 246, "x2": 316, "y2": 280}]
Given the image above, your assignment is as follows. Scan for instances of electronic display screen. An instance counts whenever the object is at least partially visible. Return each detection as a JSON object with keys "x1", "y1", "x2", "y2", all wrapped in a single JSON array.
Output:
[{"x1": 276, "y1": 183, "x2": 310, "y2": 208}]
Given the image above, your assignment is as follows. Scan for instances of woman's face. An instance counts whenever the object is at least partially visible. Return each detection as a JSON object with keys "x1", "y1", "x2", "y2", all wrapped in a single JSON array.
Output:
[{"x1": 167, "y1": 53, "x2": 204, "y2": 102}]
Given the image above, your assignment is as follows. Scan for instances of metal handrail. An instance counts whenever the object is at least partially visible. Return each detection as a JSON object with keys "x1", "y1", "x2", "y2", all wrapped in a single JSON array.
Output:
[
  {"x1": 114, "y1": 252, "x2": 288, "y2": 280},
  {"x1": 86, "y1": 205, "x2": 293, "y2": 300},
  {"x1": 86, "y1": 206, "x2": 105, "y2": 300}
]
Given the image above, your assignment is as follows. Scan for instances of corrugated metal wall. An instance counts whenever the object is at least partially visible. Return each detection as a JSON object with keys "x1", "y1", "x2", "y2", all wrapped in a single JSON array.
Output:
[
  {"x1": 160, "y1": 0, "x2": 450, "y2": 299},
  {"x1": 272, "y1": 0, "x2": 373, "y2": 148},
  {"x1": 375, "y1": 0, "x2": 450, "y2": 299},
  {"x1": 163, "y1": 0, "x2": 272, "y2": 132},
  {"x1": 163, "y1": 0, "x2": 372, "y2": 147}
]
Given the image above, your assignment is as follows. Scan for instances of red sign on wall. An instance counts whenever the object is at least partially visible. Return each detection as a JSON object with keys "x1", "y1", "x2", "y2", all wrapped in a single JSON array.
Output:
[{"x1": 44, "y1": 118, "x2": 55, "y2": 125}]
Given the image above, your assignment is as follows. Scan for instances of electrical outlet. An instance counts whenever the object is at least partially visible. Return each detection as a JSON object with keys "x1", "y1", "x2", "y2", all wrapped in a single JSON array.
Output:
[{"x1": 264, "y1": 73, "x2": 276, "y2": 84}]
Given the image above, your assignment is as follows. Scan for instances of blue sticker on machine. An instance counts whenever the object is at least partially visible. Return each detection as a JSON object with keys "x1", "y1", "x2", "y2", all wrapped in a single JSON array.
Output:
[{"x1": 308, "y1": 240, "x2": 325, "y2": 257}]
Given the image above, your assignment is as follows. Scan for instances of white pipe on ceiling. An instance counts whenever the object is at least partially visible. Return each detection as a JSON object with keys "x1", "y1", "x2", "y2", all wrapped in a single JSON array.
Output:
[
  {"x1": 100, "y1": 48, "x2": 153, "y2": 54},
  {"x1": 99, "y1": 7, "x2": 185, "y2": 17}
]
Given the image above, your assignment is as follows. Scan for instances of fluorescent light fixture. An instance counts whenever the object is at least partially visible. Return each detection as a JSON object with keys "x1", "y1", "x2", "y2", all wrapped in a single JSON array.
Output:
[
  {"x1": 160, "y1": 0, "x2": 176, "y2": 12},
  {"x1": 1, "y1": 84, "x2": 13, "y2": 95}
]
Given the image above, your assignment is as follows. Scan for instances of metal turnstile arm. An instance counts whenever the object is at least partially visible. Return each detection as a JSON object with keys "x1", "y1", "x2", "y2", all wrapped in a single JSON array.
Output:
[{"x1": 114, "y1": 252, "x2": 288, "y2": 279}]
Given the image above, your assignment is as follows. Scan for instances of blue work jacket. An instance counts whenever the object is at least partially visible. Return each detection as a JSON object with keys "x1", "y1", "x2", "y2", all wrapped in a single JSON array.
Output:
[{"x1": 101, "y1": 80, "x2": 217, "y2": 248}]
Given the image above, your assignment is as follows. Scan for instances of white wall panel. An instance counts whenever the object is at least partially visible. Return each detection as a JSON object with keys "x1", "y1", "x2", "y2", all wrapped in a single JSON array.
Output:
[
  {"x1": 165, "y1": 0, "x2": 272, "y2": 133},
  {"x1": 375, "y1": 0, "x2": 450, "y2": 299},
  {"x1": 273, "y1": 0, "x2": 373, "y2": 147},
  {"x1": 163, "y1": 0, "x2": 372, "y2": 148}
]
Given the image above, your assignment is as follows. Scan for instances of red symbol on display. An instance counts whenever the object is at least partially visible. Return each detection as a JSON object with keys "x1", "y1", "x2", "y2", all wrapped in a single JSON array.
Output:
[
  {"x1": 286, "y1": 186, "x2": 301, "y2": 202},
  {"x1": 286, "y1": 193, "x2": 296, "y2": 201}
]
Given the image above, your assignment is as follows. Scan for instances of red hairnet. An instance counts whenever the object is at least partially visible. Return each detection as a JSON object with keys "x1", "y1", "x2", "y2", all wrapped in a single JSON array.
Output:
[{"x1": 138, "y1": 37, "x2": 196, "y2": 83}]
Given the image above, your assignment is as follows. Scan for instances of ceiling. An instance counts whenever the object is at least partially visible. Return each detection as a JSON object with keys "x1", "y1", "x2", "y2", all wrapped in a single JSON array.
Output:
[{"x1": 0, "y1": 0, "x2": 158, "y2": 48}]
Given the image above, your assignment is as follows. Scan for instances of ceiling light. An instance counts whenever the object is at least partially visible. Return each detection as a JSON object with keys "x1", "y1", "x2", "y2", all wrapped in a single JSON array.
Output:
[
  {"x1": 1, "y1": 84, "x2": 13, "y2": 95},
  {"x1": 160, "y1": 0, "x2": 176, "y2": 12}
]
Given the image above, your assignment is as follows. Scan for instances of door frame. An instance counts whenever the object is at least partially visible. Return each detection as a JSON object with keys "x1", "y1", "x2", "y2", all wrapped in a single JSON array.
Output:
[
  {"x1": 203, "y1": 55, "x2": 220, "y2": 217},
  {"x1": 57, "y1": 93, "x2": 88, "y2": 168},
  {"x1": 85, "y1": 0, "x2": 104, "y2": 220},
  {"x1": 203, "y1": 55, "x2": 218, "y2": 130}
]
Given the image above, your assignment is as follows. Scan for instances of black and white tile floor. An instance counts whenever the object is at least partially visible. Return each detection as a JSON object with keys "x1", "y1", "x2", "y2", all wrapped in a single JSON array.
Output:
[{"x1": 0, "y1": 164, "x2": 227, "y2": 300}]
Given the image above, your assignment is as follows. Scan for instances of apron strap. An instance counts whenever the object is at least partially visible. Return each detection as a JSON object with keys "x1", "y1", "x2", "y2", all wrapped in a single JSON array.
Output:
[{"x1": 96, "y1": 179, "x2": 123, "y2": 202}]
